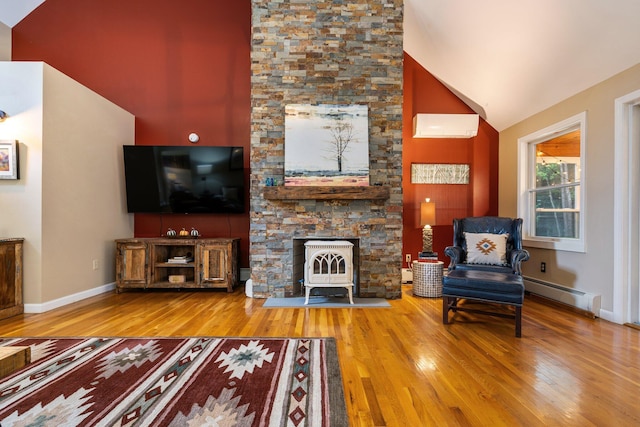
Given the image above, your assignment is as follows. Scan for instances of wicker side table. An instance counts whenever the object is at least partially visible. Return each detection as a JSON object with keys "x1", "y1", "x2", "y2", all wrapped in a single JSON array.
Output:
[{"x1": 412, "y1": 260, "x2": 444, "y2": 298}]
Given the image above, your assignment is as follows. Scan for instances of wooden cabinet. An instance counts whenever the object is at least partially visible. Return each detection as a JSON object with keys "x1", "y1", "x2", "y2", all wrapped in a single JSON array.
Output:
[
  {"x1": 115, "y1": 238, "x2": 239, "y2": 293},
  {"x1": 0, "y1": 238, "x2": 24, "y2": 320},
  {"x1": 199, "y1": 240, "x2": 238, "y2": 288},
  {"x1": 115, "y1": 240, "x2": 148, "y2": 289}
]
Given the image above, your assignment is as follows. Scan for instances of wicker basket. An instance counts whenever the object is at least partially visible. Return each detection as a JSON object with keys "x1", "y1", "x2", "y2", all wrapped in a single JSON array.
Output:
[
  {"x1": 412, "y1": 260, "x2": 443, "y2": 298},
  {"x1": 168, "y1": 275, "x2": 186, "y2": 284}
]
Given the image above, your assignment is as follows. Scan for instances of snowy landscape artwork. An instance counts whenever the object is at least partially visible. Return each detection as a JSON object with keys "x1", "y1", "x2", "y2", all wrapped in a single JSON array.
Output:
[{"x1": 284, "y1": 104, "x2": 369, "y2": 186}]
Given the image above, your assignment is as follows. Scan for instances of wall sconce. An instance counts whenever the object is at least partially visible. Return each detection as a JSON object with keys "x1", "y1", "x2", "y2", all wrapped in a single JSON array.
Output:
[
  {"x1": 420, "y1": 198, "x2": 437, "y2": 255},
  {"x1": 0, "y1": 110, "x2": 7, "y2": 122}
]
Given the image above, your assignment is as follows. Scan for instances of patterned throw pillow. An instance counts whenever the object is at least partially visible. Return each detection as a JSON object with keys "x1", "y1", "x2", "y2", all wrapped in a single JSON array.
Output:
[{"x1": 464, "y1": 232, "x2": 509, "y2": 265}]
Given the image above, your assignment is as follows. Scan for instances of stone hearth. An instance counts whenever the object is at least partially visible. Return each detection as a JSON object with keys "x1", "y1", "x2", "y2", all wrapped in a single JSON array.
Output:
[{"x1": 248, "y1": 0, "x2": 404, "y2": 299}]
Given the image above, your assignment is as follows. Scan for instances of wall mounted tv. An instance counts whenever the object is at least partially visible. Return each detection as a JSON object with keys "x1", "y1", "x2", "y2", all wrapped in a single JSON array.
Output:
[{"x1": 123, "y1": 145, "x2": 245, "y2": 214}]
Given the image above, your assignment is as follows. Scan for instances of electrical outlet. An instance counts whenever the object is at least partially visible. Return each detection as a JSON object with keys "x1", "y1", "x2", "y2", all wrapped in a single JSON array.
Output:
[
  {"x1": 405, "y1": 254, "x2": 411, "y2": 263},
  {"x1": 540, "y1": 262, "x2": 546, "y2": 273},
  {"x1": 92, "y1": 259, "x2": 99, "y2": 270}
]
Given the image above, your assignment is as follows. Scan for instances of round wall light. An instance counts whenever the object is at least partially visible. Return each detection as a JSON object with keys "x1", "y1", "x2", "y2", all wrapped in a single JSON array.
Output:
[{"x1": 188, "y1": 132, "x2": 200, "y2": 143}]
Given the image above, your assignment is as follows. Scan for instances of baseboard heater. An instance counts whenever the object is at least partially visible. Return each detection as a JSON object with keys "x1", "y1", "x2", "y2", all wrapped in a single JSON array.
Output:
[{"x1": 523, "y1": 276, "x2": 601, "y2": 317}]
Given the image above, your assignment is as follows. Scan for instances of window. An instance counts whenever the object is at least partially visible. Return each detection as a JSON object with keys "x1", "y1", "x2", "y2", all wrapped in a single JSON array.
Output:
[{"x1": 518, "y1": 112, "x2": 586, "y2": 252}]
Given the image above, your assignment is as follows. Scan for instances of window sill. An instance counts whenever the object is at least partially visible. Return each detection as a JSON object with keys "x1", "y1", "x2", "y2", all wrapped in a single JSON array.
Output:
[{"x1": 524, "y1": 238, "x2": 585, "y2": 253}]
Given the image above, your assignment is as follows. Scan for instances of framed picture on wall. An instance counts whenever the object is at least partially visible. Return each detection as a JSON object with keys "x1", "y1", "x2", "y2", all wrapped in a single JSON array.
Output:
[
  {"x1": 411, "y1": 163, "x2": 469, "y2": 184},
  {"x1": 284, "y1": 104, "x2": 370, "y2": 186},
  {"x1": 0, "y1": 140, "x2": 19, "y2": 180}
]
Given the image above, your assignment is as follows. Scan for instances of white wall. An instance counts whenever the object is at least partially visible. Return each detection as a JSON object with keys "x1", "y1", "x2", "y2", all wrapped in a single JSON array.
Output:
[
  {"x1": 0, "y1": 61, "x2": 135, "y2": 310},
  {"x1": 0, "y1": 21, "x2": 9, "y2": 60},
  {"x1": 0, "y1": 61, "x2": 45, "y2": 303},
  {"x1": 499, "y1": 63, "x2": 640, "y2": 315}
]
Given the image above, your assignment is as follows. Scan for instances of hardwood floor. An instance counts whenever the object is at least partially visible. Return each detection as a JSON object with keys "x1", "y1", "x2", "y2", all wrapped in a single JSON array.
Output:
[{"x1": 1, "y1": 285, "x2": 639, "y2": 426}]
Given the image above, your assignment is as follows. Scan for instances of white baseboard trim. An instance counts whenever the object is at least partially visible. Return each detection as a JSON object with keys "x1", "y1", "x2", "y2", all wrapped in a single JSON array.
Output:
[
  {"x1": 24, "y1": 282, "x2": 116, "y2": 314},
  {"x1": 598, "y1": 309, "x2": 616, "y2": 324}
]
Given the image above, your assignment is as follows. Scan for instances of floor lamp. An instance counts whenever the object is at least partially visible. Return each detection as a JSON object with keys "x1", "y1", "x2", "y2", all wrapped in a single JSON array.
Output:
[{"x1": 420, "y1": 198, "x2": 436, "y2": 256}]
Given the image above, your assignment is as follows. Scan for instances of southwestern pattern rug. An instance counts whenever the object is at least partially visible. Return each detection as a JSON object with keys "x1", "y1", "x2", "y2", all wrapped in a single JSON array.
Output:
[{"x1": 0, "y1": 337, "x2": 348, "y2": 426}]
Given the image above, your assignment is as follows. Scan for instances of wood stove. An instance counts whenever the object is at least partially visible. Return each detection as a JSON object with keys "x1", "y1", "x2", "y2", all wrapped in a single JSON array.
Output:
[{"x1": 303, "y1": 240, "x2": 354, "y2": 304}]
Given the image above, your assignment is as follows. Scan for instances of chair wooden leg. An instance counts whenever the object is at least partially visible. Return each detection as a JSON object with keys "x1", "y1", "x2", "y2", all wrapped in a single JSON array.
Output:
[
  {"x1": 515, "y1": 305, "x2": 522, "y2": 337},
  {"x1": 442, "y1": 296, "x2": 450, "y2": 324}
]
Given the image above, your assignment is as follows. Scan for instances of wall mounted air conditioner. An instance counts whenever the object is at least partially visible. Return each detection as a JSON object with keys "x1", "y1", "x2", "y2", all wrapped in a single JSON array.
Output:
[{"x1": 413, "y1": 113, "x2": 479, "y2": 138}]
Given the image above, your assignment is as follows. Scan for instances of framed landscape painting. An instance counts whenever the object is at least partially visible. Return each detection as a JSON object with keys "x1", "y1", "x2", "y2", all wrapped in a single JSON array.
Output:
[
  {"x1": 0, "y1": 140, "x2": 19, "y2": 180},
  {"x1": 284, "y1": 104, "x2": 369, "y2": 186}
]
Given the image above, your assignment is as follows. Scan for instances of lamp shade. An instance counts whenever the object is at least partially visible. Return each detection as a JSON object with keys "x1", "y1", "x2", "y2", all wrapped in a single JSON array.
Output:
[
  {"x1": 420, "y1": 201, "x2": 436, "y2": 226},
  {"x1": 196, "y1": 164, "x2": 213, "y2": 175}
]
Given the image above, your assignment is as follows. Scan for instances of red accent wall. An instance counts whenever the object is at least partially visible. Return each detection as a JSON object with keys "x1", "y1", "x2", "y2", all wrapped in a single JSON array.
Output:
[
  {"x1": 403, "y1": 54, "x2": 499, "y2": 265},
  {"x1": 11, "y1": 5, "x2": 498, "y2": 272},
  {"x1": 12, "y1": 0, "x2": 252, "y2": 267}
]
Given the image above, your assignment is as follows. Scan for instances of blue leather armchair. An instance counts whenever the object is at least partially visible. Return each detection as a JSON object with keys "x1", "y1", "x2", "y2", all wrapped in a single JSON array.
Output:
[
  {"x1": 444, "y1": 216, "x2": 530, "y2": 275},
  {"x1": 442, "y1": 216, "x2": 530, "y2": 336}
]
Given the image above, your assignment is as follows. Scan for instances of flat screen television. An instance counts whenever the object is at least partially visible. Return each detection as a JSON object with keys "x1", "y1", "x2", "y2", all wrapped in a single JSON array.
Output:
[{"x1": 123, "y1": 145, "x2": 245, "y2": 214}]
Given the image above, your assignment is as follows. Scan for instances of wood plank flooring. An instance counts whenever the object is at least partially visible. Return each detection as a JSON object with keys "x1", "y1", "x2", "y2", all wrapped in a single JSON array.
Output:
[{"x1": 0, "y1": 285, "x2": 638, "y2": 426}]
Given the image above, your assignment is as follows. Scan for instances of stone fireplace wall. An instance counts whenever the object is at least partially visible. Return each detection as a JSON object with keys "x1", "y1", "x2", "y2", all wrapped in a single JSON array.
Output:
[{"x1": 249, "y1": 0, "x2": 404, "y2": 298}]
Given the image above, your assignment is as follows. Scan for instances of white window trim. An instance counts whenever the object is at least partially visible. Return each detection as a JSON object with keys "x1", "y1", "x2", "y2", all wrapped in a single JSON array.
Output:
[{"x1": 517, "y1": 111, "x2": 587, "y2": 252}]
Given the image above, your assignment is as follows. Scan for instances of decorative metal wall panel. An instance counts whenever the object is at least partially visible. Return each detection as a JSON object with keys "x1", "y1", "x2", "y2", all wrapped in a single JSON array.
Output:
[{"x1": 411, "y1": 164, "x2": 469, "y2": 184}]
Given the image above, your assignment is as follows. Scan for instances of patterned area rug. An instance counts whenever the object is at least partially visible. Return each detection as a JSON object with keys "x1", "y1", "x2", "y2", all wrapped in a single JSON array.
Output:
[{"x1": 0, "y1": 337, "x2": 347, "y2": 426}]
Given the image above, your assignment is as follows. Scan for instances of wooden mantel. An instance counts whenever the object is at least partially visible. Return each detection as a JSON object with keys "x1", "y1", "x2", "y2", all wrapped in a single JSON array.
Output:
[{"x1": 263, "y1": 186, "x2": 390, "y2": 200}]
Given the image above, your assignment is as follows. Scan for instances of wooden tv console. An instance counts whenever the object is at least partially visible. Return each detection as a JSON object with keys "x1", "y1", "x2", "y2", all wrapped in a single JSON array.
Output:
[{"x1": 115, "y1": 237, "x2": 239, "y2": 293}]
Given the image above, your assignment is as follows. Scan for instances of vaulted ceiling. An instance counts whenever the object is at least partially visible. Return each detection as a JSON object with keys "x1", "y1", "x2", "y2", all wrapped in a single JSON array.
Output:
[
  {"x1": 404, "y1": 0, "x2": 640, "y2": 130},
  {"x1": 3, "y1": 0, "x2": 640, "y2": 131},
  {"x1": 0, "y1": 0, "x2": 44, "y2": 28}
]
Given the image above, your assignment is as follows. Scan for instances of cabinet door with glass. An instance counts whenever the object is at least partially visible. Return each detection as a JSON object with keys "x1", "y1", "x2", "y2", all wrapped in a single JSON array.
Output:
[
  {"x1": 198, "y1": 239, "x2": 238, "y2": 291},
  {"x1": 116, "y1": 240, "x2": 149, "y2": 291}
]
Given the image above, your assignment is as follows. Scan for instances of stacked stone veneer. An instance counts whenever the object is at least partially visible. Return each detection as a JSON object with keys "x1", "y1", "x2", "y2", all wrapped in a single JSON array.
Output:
[{"x1": 249, "y1": 0, "x2": 404, "y2": 298}]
